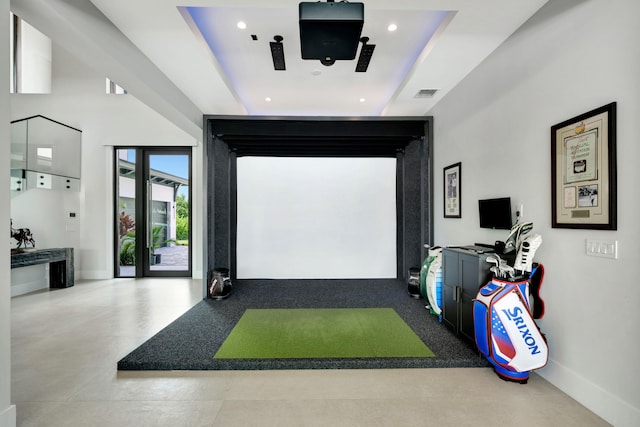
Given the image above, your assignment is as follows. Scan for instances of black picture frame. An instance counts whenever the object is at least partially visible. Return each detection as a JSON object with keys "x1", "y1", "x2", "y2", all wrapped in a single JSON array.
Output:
[
  {"x1": 551, "y1": 102, "x2": 617, "y2": 229},
  {"x1": 444, "y1": 162, "x2": 461, "y2": 218}
]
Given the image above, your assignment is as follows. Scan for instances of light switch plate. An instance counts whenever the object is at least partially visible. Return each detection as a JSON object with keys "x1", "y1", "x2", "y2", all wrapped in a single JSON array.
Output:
[{"x1": 585, "y1": 239, "x2": 618, "y2": 259}]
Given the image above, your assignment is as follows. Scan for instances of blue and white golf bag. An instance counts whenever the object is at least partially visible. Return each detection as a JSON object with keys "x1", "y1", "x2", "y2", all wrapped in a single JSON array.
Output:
[
  {"x1": 420, "y1": 246, "x2": 442, "y2": 317},
  {"x1": 473, "y1": 265, "x2": 547, "y2": 383}
]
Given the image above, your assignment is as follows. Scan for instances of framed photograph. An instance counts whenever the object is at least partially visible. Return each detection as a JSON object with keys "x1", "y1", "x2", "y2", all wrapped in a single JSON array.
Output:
[
  {"x1": 551, "y1": 102, "x2": 617, "y2": 229},
  {"x1": 444, "y1": 162, "x2": 461, "y2": 218}
]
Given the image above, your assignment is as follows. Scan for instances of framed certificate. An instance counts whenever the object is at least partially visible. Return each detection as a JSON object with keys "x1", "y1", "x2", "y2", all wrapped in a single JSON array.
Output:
[
  {"x1": 551, "y1": 103, "x2": 616, "y2": 229},
  {"x1": 444, "y1": 162, "x2": 461, "y2": 218}
]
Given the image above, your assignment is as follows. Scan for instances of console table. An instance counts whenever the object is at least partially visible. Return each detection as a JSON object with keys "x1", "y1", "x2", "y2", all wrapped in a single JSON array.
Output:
[{"x1": 10, "y1": 248, "x2": 74, "y2": 288}]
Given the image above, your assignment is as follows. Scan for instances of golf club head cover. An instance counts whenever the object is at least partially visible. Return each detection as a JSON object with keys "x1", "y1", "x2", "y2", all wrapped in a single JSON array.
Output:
[
  {"x1": 513, "y1": 233, "x2": 542, "y2": 273},
  {"x1": 503, "y1": 221, "x2": 533, "y2": 254}
]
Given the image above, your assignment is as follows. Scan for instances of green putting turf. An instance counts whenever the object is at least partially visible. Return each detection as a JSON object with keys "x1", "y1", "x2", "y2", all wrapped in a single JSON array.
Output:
[{"x1": 214, "y1": 308, "x2": 434, "y2": 359}]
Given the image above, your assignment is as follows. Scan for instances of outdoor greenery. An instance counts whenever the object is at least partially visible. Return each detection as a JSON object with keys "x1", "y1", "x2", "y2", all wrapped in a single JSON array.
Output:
[
  {"x1": 118, "y1": 194, "x2": 189, "y2": 266},
  {"x1": 119, "y1": 211, "x2": 136, "y2": 266},
  {"x1": 119, "y1": 234, "x2": 136, "y2": 266},
  {"x1": 151, "y1": 224, "x2": 169, "y2": 253},
  {"x1": 176, "y1": 194, "x2": 189, "y2": 241}
]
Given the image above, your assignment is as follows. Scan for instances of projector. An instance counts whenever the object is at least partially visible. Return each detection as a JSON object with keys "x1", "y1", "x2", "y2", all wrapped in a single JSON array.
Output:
[{"x1": 299, "y1": 1, "x2": 364, "y2": 65}]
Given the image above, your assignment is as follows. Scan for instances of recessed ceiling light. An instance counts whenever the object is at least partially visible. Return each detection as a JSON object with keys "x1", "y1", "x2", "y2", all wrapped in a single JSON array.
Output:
[
  {"x1": 359, "y1": 98, "x2": 366, "y2": 103},
  {"x1": 237, "y1": 21, "x2": 247, "y2": 30},
  {"x1": 265, "y1": 97, "x2": 272, "y2": 102},
  {"x1": 387, "y1": 23, "x2": 398, "y2": 32}
]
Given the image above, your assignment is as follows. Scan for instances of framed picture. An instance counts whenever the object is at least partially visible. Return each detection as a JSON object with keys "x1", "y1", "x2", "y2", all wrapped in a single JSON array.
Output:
[
  {"x1": 444, "y1": 162, "x2": 461, "y2": 218},
  {"x1": 551, "y1": 102, "x2": 617, "y2": 229}
]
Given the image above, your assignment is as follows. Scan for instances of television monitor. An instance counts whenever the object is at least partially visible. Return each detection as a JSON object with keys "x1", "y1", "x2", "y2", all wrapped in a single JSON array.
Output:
[{"x1": 478, "y1": 197, "x2": 513, "y2": 230}]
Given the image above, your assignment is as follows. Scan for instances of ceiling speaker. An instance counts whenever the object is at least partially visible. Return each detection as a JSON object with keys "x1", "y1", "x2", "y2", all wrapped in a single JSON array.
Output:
[
  {"x1": 270, "y1": 35, "x2": 286, "y2": 70},
  {"x1": 355, "y1": 37, "x2": 375, "y2": 72},
  {"x1": 299, "y1": 1, "x2": 364, "y2": 64}
]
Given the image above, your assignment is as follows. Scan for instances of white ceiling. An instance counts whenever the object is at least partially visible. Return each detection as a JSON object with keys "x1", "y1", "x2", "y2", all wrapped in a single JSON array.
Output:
[
  {"x1": 12, "y1": 0, "x2": 549, "y2": 139},
  {"x1": 178, "y1": 5, "x2": 454, "y2": 116}
]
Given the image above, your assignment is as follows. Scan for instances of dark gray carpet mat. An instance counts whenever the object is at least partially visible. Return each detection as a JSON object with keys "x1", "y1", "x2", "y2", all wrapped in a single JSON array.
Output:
[{"x1": 117, "y1": 279, "x2": 490, "y2": 370}]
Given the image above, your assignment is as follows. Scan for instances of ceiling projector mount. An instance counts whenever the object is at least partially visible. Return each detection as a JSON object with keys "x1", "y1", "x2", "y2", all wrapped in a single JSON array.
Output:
[
  {"x1": 268, "y1": 1, "x2": 375, "y2": 71},
  {"x1": 298, "y1": 0, "x2": 374, "y2": 69}
]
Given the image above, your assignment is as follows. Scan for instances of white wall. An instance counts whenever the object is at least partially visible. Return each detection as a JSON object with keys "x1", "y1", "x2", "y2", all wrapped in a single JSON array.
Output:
[
  {"x1": 10, "y1": 43, "x2": 202, "y2": 281},
  {"x1": 10, "y1": 187, "x2": 80, "y2": 295},
  {"x1": 1, "y1": 1, "x2": 17, "y2": 426},
  {"x1": 430, "y1": 0, "x2": 639, "y2": 425},
  {"x1": 16, "y1": 17, "x2": 52, "y2": 93},
  {"x1": 9, "y1": 13, "x2": 52, "y2": 94}
]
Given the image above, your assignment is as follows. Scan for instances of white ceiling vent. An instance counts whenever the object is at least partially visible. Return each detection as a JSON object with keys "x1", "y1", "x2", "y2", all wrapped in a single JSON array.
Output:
[{"x1": 414, "y1": 89, "x2": 438, "y2": 98}]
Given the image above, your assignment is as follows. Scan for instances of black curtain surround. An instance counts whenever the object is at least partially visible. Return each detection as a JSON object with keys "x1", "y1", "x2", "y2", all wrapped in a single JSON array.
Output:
[{"x1": 203, "y1": 116, "x2": 434, "y2": 292}]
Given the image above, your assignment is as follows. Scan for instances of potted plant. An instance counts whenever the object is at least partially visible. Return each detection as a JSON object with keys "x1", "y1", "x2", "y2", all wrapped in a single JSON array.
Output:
[
  {"x1": 119, "y1": 234, "x2": 136, "y2": 266},
  {"x1": 150, "y1": 225, "x2": 176, "y2": 265}
]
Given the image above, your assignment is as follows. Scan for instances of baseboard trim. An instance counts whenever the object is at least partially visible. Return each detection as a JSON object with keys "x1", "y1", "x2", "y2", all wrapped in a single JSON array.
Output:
[
  {"x1": 78, "y1": 271, "x2": 201, "y2": 280},
  {"x1": 539, "y1": 359, "x2": 639, "y2": 427},
  {"x1": 77, "y1": 270, "x2": 111, "y2": 280},
  {"x1": 10, "y1": 280, "x2": 47, "y2": 297},
  {"x1": 0, "y1": 404, "x2": 16, "y2": 427}
]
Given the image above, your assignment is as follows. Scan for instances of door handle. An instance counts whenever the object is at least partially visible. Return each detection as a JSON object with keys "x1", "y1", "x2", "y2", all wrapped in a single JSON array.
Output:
[{"x1": 147, "y1": 179, "x2": 152, "y2": 249}]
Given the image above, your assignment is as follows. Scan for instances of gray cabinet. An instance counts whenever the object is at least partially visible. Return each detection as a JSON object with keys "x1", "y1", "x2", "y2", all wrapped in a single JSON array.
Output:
[{"x1": 442, "y1": 248, "x2": 492, "y2": 346}]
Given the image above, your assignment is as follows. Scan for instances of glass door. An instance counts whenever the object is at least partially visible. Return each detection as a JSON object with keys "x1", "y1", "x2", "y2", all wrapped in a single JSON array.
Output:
[
  {"x1": 115, "y1": 148, "x2": 191, "y2": 277},
  {"x1": 145, "y1": 152, "x2": 191, "y2": 276}
]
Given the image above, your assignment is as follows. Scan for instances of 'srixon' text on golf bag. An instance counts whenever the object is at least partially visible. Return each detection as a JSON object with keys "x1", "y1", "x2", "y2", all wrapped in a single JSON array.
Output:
[{"x1": 473, "y1": 266, "x2": 547, "y2": 383}]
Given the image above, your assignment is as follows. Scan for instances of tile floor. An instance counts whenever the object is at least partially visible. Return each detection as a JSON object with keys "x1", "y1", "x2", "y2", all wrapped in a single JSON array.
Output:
[{"x1": 11, "y1": 278, "x2": 611, "y2": 427}]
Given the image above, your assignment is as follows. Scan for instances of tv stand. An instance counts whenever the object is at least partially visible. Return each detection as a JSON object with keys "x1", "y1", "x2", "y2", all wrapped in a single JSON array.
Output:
[
  {"x1": 474, "y1": 242, "x2": 496, "y2": 249},
  {"x1": 442, "y1": 247, "x2": 493, "y2": 346},
  {"x1": 449, "y1": 245, "x2": 494, "y2": 254}
]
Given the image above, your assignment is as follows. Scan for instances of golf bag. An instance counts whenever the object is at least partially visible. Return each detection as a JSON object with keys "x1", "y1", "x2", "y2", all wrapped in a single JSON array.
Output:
[
  {"x1": 473, "y1": 264, "x2": 547, "y2": 383},
  {"x1": 408, "y1": 268, "x2": 421, "y2": 299},
  {"x1": 208, "y1": 268, "x2": 232, "y2": 300},
  {"x1": 419, "y1": 246, "x2": 442, "y2": 316}
]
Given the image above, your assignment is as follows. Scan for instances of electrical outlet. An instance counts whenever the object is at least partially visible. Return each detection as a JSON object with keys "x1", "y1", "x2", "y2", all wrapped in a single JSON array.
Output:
[{"x1": 585, "y1": 239, "x2": 618, "y2": 259}]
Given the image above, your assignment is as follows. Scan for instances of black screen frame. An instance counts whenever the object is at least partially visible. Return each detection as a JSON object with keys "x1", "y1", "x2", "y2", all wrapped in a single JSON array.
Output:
[
  {"x1": 203, "y1": 115, "x2": 433, "y2": 297},
  {"x1": 478, "y1": 197, "x2": 513, "y2": 230}
]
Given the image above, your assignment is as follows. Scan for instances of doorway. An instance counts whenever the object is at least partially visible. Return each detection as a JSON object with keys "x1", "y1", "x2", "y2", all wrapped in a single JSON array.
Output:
[{"x1": 115, "y1": 148, "x2": 192, "y2": 277}]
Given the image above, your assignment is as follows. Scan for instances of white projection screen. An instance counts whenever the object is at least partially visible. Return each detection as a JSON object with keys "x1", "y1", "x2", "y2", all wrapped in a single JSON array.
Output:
[{"x1": 236, "y1": 157, "x2": 397, "y2": 279}]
